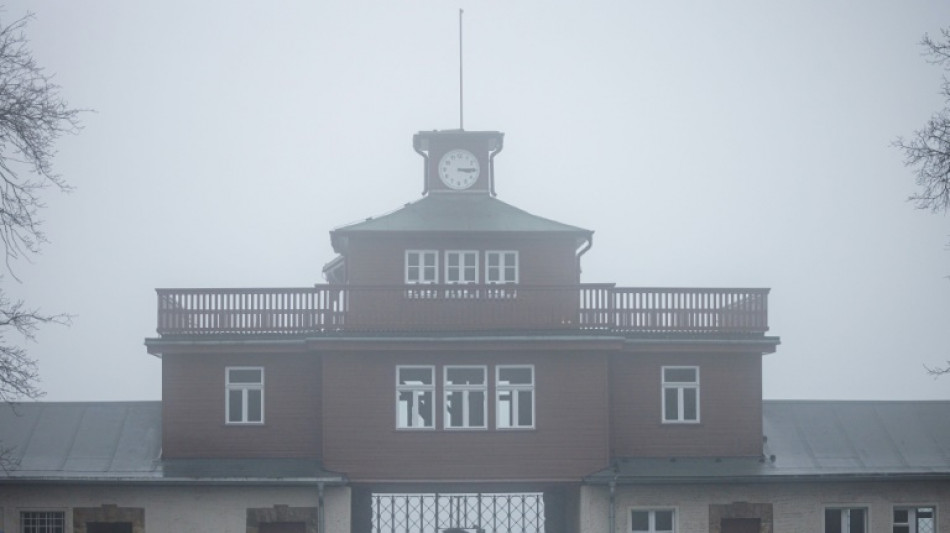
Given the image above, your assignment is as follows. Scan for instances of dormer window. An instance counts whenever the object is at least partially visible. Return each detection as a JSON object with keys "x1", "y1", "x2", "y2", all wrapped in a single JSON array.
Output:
[{"x1": 406, "y1": 250, "x2": 438, "y2": 284}]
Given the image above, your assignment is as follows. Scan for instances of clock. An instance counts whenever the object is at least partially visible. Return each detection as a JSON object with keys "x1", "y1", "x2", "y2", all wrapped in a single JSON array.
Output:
[{"x1": 438, "y1": 149, "x2": 480, "y2": 190}]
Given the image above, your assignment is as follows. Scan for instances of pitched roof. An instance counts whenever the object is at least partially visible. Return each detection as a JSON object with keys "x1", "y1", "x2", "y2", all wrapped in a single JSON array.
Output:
[
  {"x1": 330, "y1": 194, "x2": 591, "y2": 251},
  {"x1": 587, "y1": 400, "x2": 950, "y2": 483},
  {"x1": 0, "y1": 402, "x2": 343, "y2": 485}
]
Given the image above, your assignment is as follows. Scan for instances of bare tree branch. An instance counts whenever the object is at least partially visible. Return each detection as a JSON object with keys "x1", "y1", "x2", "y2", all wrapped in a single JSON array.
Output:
[
  {"x1": 0, "y1": 12, "x2": 82, "y2": 407},
  {"x1": 895, "y1": 29, "x2": 950, "y2": 214}
]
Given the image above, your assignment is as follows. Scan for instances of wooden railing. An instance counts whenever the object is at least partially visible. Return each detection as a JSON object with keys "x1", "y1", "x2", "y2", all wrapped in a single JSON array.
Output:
[{"x1": 156, "y1": 285, "x2": 769, "y2": 336}]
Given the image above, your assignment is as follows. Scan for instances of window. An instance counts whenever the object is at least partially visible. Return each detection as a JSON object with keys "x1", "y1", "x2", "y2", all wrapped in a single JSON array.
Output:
[
  {"x1": 893, "y1": 506, "x2": 935, "y2": 533},
  {"x1": 444, "y1": 366, "x2": 487, "y2": 429},
  {"x1": 486, "y1": 251, "x2": 518, "y2": 284},
  {"x1": 406, "y1": 250, "x2": 438, "y2": 284},
  {"x1": 662, "y1": 366, "x2": 699, "y2": 423},
  {"x1": 21, "y1": 511, "x2": 65, "y2": 533},
  {"x1": 227, "y1": 367, "x2": 264, "y2": 424},
  {"x1": 825, "y1": 507, "x2": 867, "y2": 533},
  {"x1": 497, "y1": 365, "x2": 534, "y2": 429},
  {"x1": 397, "y1": 366, "x2": 435, "y2": 429},
  {"x1": 631, "y1": 510, "x2": 674, "y2": 533},
  {"x1": 445, "y1": 251, "x2": 478, "y2": 284}
]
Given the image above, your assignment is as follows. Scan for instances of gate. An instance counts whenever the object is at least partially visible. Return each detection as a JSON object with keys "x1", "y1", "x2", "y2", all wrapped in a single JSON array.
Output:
[{"x1": 371, "y1": 492, "x2": 545, "y2": 533}]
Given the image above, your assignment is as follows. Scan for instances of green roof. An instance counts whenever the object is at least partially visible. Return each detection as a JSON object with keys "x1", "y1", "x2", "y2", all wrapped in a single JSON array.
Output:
[{"x1": 332, "y1": 193, "x2": 591, "y2": 237}]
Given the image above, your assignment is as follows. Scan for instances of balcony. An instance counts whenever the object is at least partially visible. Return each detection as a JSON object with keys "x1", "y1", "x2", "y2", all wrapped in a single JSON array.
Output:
[{"x1": 155, "y1": 285, "x2": 769, "y2": 337}]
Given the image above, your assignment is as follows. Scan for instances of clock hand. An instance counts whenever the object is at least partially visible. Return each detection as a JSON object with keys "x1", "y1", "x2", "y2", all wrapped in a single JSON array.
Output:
[{"x1": 459, "y1": 168, "x2": 477, "y2": 173}]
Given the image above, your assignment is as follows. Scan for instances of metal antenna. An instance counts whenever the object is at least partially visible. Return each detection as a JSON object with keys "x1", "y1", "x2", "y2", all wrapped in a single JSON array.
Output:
[{"x1": 459, "y1": 8, "x2": 464, "y2": 130}]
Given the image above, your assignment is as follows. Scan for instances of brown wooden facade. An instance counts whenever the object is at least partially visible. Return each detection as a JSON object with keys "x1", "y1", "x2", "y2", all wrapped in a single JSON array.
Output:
[{"x1": 145, "y1": 129, "x2": 780, "y2": 532}]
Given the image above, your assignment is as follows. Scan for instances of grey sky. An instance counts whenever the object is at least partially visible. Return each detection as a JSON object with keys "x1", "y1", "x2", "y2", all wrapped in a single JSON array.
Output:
[{"x1": 3, "y1": 1, "x2": 949, "y2": 402}]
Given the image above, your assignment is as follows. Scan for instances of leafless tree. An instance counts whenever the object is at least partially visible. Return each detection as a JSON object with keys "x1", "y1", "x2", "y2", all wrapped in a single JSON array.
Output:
[
  {"x1": 895, "y1": 28, "x2": 950, "y2": 214},
  {"x1": 0, "y1": 13, "x2": 80, "y2": 406}
]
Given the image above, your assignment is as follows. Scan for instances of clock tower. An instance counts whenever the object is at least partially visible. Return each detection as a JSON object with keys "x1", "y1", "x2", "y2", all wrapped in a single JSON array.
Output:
[{"x1": 413, "y1": 129, "x2": 504, "y2": 195}]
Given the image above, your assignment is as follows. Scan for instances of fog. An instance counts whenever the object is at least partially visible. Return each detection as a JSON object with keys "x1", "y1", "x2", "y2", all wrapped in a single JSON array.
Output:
[{"x1": 3, "y1": 1, "x2": 949, "y2": 401}]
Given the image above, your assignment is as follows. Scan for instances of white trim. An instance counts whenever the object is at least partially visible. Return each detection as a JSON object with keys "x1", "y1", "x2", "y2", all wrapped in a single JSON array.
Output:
[
  {"x1": 18, "y1": 509, "x2": 68, "y2": 533},
  {"x1": 225, "y1": 366, "x2": 264, "y2": 425},
  {"x1": 496, "y1": 364, "x2": 535, "y2": 429},
  {"x1": 661, "y1": 366, "x2": 699, "y2": 424},
  {"x1": 396, "y1": 365, "x2": 436, "y2": 430},
  {"x1": 443, "y1": 365, "x2": 488, "y2": 430},
  {"x1": 405, "y1": 250, "x2": 439, "y2": 284},
  {"x1": 445, "y1": 250, "x2": 479, "y2": 284},
  {"x1": 629, "y1": 507, "x2": 676, "y2": 533},
  {"x1": 823, "y1": 505, "x2": 870, "y2": 533},
  {"x1": 486, "y1": 250, "x2": 519, "y2": 284}
]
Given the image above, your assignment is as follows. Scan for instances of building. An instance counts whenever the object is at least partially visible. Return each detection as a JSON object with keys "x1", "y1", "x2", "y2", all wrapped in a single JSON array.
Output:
[{"x1": 1, "y1": 128, "x2": 948, "y2": 532}]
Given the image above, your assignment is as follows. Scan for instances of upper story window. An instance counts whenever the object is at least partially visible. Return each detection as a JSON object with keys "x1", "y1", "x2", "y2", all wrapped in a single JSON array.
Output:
[
  {"x1": 445, "y1": 251, "x2": 478, "y2": 284},
  {"x1": 226, "y1": 367, "x2": 264, "y2": 424},
  {"x1": 497, "y1": 365, "x2": 535, "y2": 429},
  {"x1": 444, "y1": 366, "x2": 487, "y2": 429},
  {"x1": 631, "y1": 509, "x2": 675, "y2": 533},
  {"x1": 486, "y1": 251, "x2": 519, "y2": 284},
  {"x1": 406, "y1": 250, "x2": 438, "y2": 284},
  {"x1": 21, "y1": 511, "x2": 65, "y2": 533},
  {"x1": 662, "y1": 366, "x2": 699, "y2": 423},
  {"x1": 893, "y1": 506, "x2": 934, "y2": 533},
  {"x1": 397, "y1": 366, "x2": 435, "y2": 429},
  {"x1": 825, "y1": 507, "x2": 867, "y2": 533}
]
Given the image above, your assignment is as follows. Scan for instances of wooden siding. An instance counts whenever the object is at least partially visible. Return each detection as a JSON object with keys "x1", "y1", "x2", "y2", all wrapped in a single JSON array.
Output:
[
  {"x1": 161, "y1": 351, "x2": 322, "y2": 459},
  {"x1": 343, "y1": 235, "x2": 580, "y2": 286},
  {"x1": 320, "y1": 350, "x2": 611, "y2": 481},
  {"x1": 609, "y1": 352, "x2": 764, "y2": 457}
]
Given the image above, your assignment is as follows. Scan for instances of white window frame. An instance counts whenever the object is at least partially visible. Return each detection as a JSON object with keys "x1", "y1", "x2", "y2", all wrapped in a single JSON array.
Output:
[
  {"x1": 661, "y1": 366, "x2": 699, "y2": 424},
  {"x1": 824, "y1": 506, "x2": 868, "y2": 533},
  {"x1": 20, "y1": 510, "x2": 66, "y2": 533},
  {"x1": 892, "y1": 506, "x2": 935, "y2": 533},
  {"x1": 396, "y1": 365, "x2": 435, "y2": 429},
  {"x1": 630, "y1": 508, "x2": 675, "y2": 533},
  {"x1": 444, "y1": 365, "x2": 488, "y2": 429},
  {"x1": 405, "y1": 250, "x2": 439, "y2": 284},
  {"x1": 496, "y1": 365, "x2": 535, "y2": 429},
  {"x1": 486, "y1": 250, "x2": 519, "y2": 284},
  {"x1": 445, "y1": 250, "x2": 479, "y2": 284},
  {"x1": 226, "y1": 366, "x2": 264, "y2": 424}
]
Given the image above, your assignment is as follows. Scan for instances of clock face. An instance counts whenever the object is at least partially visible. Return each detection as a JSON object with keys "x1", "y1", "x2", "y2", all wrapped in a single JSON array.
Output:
[{"x1": 438, "y1": 149, "x2": 480, "y2": 190}]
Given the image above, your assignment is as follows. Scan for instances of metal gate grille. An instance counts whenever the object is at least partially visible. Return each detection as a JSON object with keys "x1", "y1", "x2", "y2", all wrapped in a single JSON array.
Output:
[{"x1": 372, "y1": 492, "x2": 544, "y2": 533}]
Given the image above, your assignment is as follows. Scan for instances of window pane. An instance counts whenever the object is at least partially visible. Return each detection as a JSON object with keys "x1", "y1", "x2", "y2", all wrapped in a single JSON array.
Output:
[
  {"x1": 229, "y1": 368, "x2": 262, "y2": 384},
  {"x1": 228, "y1": 389, "x2": 243, "y2": 422},
  {"x1": 664, "y1": 388, "x2": 679, "y2": 420},
  {"x1": 825, "y1": 509, "x2": 842, "y2": 533},
  {"x1": 499, "y1": 367, "x2": 532, "y2": 385},
  {"x1": 247, "y1": 389, "x2": 262, "y2": 422},
  {"x1": 447, "y1": 367, "x2": 484, "y2": 385},
  {"x1": 470, "y1": 391, "x2": 485, "y2": 426},
  {"x1": 630, "y1": 511, "x2": 649, "y2": 531},
  {"x1": 683, "y1": 387, "x2": 698, "y2": 420},
  {"x1": 893, "y1": 527, "x2": 909, "y2": 533},
  {"x1": 655, "y1": 510, "x2": 673, "y2": 530},
  {"x1": 893, "y1": 509, "x2": 908, "y2": 523},
  {"x1": 664, "y1": 367, "x2": 696, "y2": 383},
  {"x1": 446, "y1": 390, "x2": 463, "y2": 427},
  {"x1": 518, "y1": 389, "x2": 533, "y2": 426},
  {"x1": 399, "y1": 368, "x2": 432, "y2": 385},
  {"x1": 497, "y1": 390, "x2": 513, "y2": 427},
  {"x1": 849, "y1": 509, "x2": 865, "y2": 533}
]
